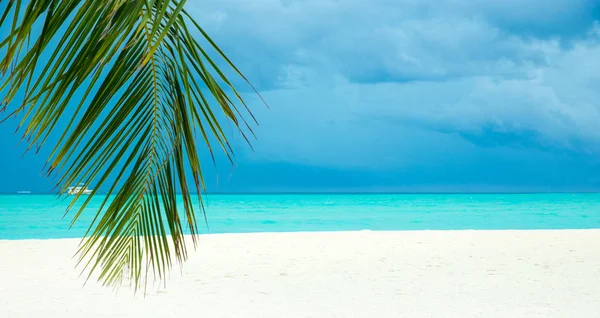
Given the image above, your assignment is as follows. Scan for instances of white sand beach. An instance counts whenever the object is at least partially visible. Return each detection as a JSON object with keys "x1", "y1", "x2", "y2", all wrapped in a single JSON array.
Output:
[{"x1": 1, "y1": 230, "x2": 599, "y2": 317}]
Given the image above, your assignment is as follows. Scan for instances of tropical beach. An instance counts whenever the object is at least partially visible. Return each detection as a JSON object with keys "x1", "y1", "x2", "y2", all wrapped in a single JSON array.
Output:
[
  {"x1": 3, "y1": 0, "x2": 600, "y2": 317},
  {"x1": 2, "y1": 230, "x2": 599, "y2": 317}
]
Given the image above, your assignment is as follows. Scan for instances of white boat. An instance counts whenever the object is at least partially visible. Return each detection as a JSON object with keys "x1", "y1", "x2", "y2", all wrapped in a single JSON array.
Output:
[{"x1": 67, "y1": 183, "x2": 93, "y2": 195}]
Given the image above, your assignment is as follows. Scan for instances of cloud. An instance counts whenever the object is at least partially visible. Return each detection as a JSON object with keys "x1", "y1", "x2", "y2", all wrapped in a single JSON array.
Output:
[
  {"x1": 189, "y1": 0, "x2": 598, "y2": 88},
  {"x1": 4, "y1": 0, "x2": 600, "y2": 192},
  {"x1": 469, "y1": 0, "x2": 600, "y2": 39},
  {"x1": 360, "y1": 36, "x2": 600, "y2": 154},
  {"x1": 186, "y1": 0, "x2": 600, "y2": 174}
]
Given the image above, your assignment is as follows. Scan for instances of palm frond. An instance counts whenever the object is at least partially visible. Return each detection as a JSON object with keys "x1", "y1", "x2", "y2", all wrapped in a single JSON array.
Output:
[{"x1": 0, "y1": 0, "x2": 260, "y2": 290}]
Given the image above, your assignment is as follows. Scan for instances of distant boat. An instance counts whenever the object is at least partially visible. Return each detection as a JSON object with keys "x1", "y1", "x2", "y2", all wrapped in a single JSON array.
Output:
[
  {"x1": 16, "y1": 191, "x2": 31, "y2": 194},
  {"x1": 67, "y1": 183, "x2": 93, "y2": 195}
]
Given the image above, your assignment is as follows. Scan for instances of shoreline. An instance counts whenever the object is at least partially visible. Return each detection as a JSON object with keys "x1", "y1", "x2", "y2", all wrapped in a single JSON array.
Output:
[{"x1": 2, "y1": 227, "x2": 600, "y2": 242}]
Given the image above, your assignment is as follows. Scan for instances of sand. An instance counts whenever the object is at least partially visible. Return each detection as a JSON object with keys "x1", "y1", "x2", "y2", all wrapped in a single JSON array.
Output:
[{"x1": 1, "y1": 230, "x2": 599, "y2": 317}]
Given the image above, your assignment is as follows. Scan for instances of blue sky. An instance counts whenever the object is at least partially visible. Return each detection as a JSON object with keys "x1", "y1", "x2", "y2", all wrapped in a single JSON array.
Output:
[{"x1": 2, "y1": 0, "x2": 600, "y2": 193}]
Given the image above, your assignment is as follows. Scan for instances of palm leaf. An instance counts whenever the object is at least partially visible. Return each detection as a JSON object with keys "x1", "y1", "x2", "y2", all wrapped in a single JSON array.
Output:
[{"x1": 0, "y1": 0, "x2": 261, "y2": 290}]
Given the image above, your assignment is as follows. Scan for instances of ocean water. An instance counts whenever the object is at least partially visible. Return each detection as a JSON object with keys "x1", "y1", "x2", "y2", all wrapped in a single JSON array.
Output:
[{"x1": 1, "y1": 193, "x2": 600, "y2": 240}]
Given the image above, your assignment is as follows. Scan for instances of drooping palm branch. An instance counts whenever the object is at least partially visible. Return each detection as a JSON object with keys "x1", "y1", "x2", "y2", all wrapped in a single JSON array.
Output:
[{"x1": 0, "y1": 0, "x2": 261, "y2": 289}]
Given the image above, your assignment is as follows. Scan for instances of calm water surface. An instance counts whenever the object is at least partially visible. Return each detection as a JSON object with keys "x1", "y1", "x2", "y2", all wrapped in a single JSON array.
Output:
[{"x1": 1, "y1": 194, "x2": 599, "y2": 239}]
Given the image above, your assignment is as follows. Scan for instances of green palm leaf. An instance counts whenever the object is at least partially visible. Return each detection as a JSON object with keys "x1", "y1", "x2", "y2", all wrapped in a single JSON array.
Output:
[{"x1": 0, "y1": 0, "x2": 261, "y2": 290}]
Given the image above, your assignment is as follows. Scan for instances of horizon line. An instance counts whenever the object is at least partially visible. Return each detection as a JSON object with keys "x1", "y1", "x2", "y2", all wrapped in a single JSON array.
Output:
[{"x1": 2, "y1": 191, "x2": 600, "y2": 195}]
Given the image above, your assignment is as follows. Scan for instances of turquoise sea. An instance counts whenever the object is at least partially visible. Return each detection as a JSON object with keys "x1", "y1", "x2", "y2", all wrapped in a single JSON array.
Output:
[{"x1": 1, "y1": 193, "x2": 600, "y2": 240}]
